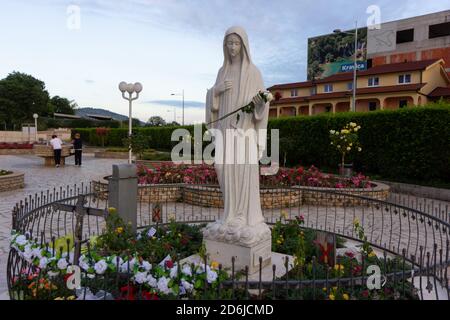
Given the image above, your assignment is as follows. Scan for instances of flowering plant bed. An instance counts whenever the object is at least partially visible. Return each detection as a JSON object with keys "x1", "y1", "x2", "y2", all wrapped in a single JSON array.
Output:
[
  {"x1": 9, "y1": 209, "x2": 228, "y2": 300},
  {"x1": 269, "y1": 216, "x2": 418, "y2": 300},
  {"x1": 137, "y1": 163, "x2": 373, "y2": 189},
  {"x1": 0, "y1": 143, "x2": 34, "y2": 149},
  {"x1": 9, "y1": 208, "x2": 417, "y2": 300}
]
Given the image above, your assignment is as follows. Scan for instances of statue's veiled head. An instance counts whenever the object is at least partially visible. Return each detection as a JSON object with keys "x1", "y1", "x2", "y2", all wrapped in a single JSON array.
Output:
[
  {"x1": 226, "y1": 33, "x2": 242, "y2": 59},
  {"x1": 223, "y1": 26, "x2": 251, "y2": 65}
]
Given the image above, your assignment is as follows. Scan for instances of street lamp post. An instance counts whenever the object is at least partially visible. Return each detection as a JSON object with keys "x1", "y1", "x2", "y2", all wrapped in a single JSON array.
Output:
[
  {"x1": 334, "y1": 21, "x2": 358, "y2": 112},
  {"x1": 119, "y1": 81, "x2": 143, "y2": 164},
  {"x1": 171, "y1": 90, "x2": 185, "y2": 125},
  {"x1": 33, "y1": 113, "x2": 39, "y2": 142}
]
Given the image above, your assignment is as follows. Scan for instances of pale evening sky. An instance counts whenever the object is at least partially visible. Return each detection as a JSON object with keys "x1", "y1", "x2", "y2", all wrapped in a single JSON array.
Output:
[{"x1": 0, "y1": 0, "x2": 449, "y2": 124}]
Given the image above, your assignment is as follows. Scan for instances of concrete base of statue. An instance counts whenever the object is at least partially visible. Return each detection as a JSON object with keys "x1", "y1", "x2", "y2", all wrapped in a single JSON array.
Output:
[
  {"x1": 202, "y1": 221, "x2": 277, "y2": 275},
  {"x1": 204, "y1": 238, "x2": 272, "y2": 275}
]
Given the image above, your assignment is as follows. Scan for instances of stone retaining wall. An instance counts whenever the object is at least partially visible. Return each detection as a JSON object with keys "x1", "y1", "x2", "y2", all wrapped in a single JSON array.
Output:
[
  {"x1": 0, "y1": 172, "x2": 25, "y2": 192},
  {"x1": 0, "y1": 149, "x2": 34, "y2": 155},
  {"x1": 92, "y1": 180, "x2": 390, "y2": 209}
]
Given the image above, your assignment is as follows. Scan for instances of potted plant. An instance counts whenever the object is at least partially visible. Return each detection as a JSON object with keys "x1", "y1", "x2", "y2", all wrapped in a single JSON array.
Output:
[{"x1": 329, "y1": 122, "x2": 362, "y2": 177}]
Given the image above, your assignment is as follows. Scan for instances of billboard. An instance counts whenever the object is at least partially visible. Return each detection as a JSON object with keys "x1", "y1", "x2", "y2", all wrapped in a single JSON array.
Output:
[{"x1": 307, "y1": 27, "x2": 368, "y2": 80}]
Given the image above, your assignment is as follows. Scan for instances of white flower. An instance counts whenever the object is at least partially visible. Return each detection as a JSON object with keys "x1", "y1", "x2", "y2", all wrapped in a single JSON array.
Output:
[
  {"x1": 182, "y1": 264, "x2": 192, "y2": 276},
  {"x1": 157, "y1": 276, "x2": 172, "y2": 295},
  {"x1": 146, "y1": 275, "x2": 158, "y2": 288},
  {"x1": 264, "y1": 91, "x2": 274, "y2": 103},
  {"x1": 170, "y1": 265, "x2": 179, "y2": 278},
  {"x1": 358, "y1": 147, "x2": 362, "y2": 152},
  {"x1": 147, "y1": 227, "x2": 157, "y2": 238},
  {"x1": 141, "y1": 260, "x2": 152, "y2": 272},
  {"x1": 15, "y1": 235, "x2": 28, "y2": 246},
  {"x1": 23, "y1": 245, "x2": 34, "y2": 261},
  {"x1": 94, "y1": 260, "x2": 108, "y2": 274},
  {"x1": 39, "y1": 257, "x2": 48, "y2": 269},
  {"x1": 181, "y1": 279, "x2": 194, "y2": 292},
  {"x1": 330, "y1": 130, "x2": 336, "y2": 134},
  {"x1": 31, "y1": 247, "x2": 42, "y2": 259},
  {"x1": 109, "y1": 256, "x2": 123, "y2": 268},
  {"x1": 347, "y1": 147, "x2": 351, "y2": 151},
  {"x1": 79, "y1": 259, "x2": 90, "y2": 271},
  {"x1": 134, "y1": 271, "x2": 148, "y2": 284},
  {"x1": 47, "y1": 271, "x2": 60, "y2": 277},
  {"x1": 206, "y1": 269, "x2": 218, "y2": 283},
  {"x1": 120, "y1": 258, "x2": 136, "y2": 273},
  {"x1": 57, "y1": 258, "x2": 69, "y2": 270},
  {"x1": 350, "y1": 122, "x2": 357, "y2": 127}
]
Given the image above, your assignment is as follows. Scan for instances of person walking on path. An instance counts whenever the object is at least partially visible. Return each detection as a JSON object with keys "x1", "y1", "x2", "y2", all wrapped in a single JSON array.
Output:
[
  {"x1": 50, "y1": 135, "x2": 63, "y2": 167},
  {"x1": 72, "y1": 133, "x2": 83, "y2": 166}
]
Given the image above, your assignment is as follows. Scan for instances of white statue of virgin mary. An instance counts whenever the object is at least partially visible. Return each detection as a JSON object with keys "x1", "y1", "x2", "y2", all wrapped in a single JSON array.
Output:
[{"x1": 204, "y1": 26, "x2": 271, "y2": 247}]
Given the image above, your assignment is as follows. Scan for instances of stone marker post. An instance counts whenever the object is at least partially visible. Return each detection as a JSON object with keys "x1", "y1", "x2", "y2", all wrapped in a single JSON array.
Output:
[{"x1": 108, "y1": 164, "x2": 138, "y2": 232}]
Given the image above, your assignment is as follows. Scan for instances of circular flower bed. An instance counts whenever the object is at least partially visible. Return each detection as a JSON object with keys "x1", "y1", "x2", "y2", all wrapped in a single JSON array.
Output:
[
  {"x1": 9, "y1": 209, "x2": 416, "y2": 300},
  {"x1": 137, "y1": 164, "x2": 374, "y2": 189}
]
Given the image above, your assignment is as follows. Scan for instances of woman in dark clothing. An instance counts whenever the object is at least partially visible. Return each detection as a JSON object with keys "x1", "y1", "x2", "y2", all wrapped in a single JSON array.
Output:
[{"x1": 72, "y1": 133, "x2": 83, "y2": 166}]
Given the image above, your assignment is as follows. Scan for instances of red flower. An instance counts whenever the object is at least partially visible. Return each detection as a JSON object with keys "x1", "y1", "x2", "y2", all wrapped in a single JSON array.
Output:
[
  {"x1": 142, "y1": 291, "x2": 159, "y2": 300},
  {"x1": 361, "y1": 290, "x2": 369, "y2": 298},
  {"x1": 345, "y1": 251, "x2": 355, "y2": 259},
  {"x1": 352, "y1": 265, "x2": 363, "y2": 276},
  {"x1": 165, "y1": 260, "x2": 174, "y2": 269},
  {"x1": 119, "y1": 284, "x2": 136, "y2": 300}
]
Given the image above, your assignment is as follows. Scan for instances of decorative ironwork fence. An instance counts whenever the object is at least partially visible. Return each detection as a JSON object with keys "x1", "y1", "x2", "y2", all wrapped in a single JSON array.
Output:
[{"x1": 7, "y1": 181, "x2": 449, "y2": 300}]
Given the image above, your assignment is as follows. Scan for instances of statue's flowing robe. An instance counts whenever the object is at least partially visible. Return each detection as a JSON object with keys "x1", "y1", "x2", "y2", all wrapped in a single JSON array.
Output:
[{"x1": 205, "y1": 26, "x2": 270, "y2": 234}]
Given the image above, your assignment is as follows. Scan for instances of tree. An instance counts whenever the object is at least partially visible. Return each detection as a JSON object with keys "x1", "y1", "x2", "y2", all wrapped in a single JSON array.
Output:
[
  {"x1": 0, "y1": 72, "x2": 50, "y2": 129},
  {"x1": 122, "y1": 133, "x2": 148, "y2": 160},
  {"x1": 49, "y1": 96, "x2": 77, "y2": 115},
  {"x1": 146, "y1": 116, "x2": 166, "y2": 127}
]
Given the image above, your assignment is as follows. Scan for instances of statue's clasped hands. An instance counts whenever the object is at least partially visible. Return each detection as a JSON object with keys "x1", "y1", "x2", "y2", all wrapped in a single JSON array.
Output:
[{"x1": 216, "y1": 80, "x2": 232, "y2": 96}]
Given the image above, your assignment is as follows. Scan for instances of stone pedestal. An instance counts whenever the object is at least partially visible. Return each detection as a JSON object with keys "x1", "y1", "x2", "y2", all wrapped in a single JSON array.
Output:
[{"x1": 204, "y1": 238, "x2": 272, "y2": 275}]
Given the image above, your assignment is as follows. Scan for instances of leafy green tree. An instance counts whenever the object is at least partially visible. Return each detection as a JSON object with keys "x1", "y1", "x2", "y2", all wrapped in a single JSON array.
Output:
[
  {"x1": 0, "y1": 72, "x2": 50, "y2": 129},
  {"x1": 146, "y1": 116, "x2": 166, "y2": 127},
  {"x1": 49, "y1": 96, "x2": 77, "y2": 115}
]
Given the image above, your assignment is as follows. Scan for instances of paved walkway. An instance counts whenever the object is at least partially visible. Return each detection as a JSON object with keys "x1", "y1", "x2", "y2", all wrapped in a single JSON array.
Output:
[{"x1": 0, "y1": 154, "x2": 127, "y2": 295}]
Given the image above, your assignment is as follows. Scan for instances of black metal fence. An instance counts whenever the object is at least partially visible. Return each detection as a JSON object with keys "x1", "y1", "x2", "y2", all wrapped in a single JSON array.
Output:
[{"x1": 7, "y1": 181, "x2": 450, "y2": 300}]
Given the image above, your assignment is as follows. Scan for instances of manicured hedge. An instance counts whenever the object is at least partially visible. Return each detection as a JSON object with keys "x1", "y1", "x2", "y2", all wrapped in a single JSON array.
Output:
[
  {"x1": 75, "y1": 105, "x2": 450, "y2": 182},
  {"x1": 268, "y1": 106, "x2": 450, "y2": 182}
]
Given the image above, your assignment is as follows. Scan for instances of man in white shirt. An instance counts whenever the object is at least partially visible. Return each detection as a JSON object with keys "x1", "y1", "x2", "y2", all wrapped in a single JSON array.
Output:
[{"x1": 50, "y1": 135, "x2": 63, "y2": 167}]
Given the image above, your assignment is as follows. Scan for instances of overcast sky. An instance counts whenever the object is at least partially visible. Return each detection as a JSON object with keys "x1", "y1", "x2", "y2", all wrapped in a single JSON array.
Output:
[{"x1": 1, "y1": 0, "x2": 449, "y2": 123}]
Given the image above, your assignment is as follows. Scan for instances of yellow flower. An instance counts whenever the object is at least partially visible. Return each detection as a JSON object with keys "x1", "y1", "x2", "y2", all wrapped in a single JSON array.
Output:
[
  {"x1": 67, "y1": 295, "x2": 76, "y2": 300},
  {"x1": 343, "y1": 293, "x2": 350, "y2": 300},
  {"x1": 280, "y1": 210, "x2": 288, "y2": 220},
  {"x1": 329, "y1": 294, "x2": 336, "y2": 301},
  {"x1": 108, "y1": 207, "x2": 117, "y2": 214},
  {"x1": 115, "y1": 227, "x2": 124, "y2": 234},
  {"x1": 353, "y1": 218, "x2": 360, "y2": 226},
  {"x1": 168, "y1": 213, "x2": 176, "y2": 221},
  {"x1": 54, "y1": 297, "x2": 65, "y2": 300},
  {"x1": 211, "y1": 261, "x2": 220, "y2": 269},
  {"x1": 322, "y1": 287, "x2": 327, "y2": 292},
  {"x1": 334, "y1": 264, "x2": 344, "y2": 272},
  {"x1": 350, "y1": 122, "x2": 357, "y2": 127},
  {"x1": 368, "y1": 251, "x2": 376, "y2": 258}
]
